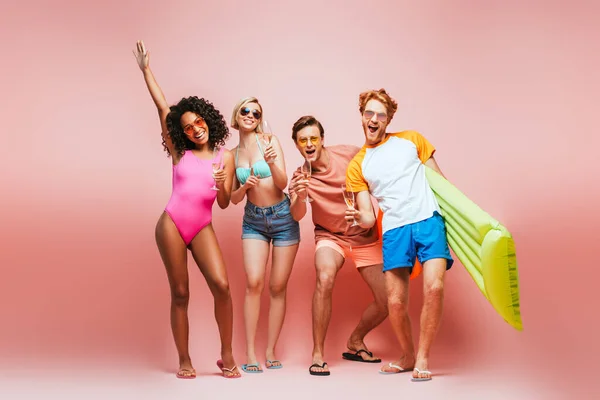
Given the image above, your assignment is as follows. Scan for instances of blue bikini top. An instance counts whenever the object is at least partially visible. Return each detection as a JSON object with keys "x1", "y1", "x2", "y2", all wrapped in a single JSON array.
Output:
[{"x1": 235, "y1": 134, "x2": 272, "y2": 185}]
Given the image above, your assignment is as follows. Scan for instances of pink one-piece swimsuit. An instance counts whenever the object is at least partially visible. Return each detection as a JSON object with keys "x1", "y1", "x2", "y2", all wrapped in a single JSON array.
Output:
[{"x1": 165, "y1": 148, "x2": 223, "y2": 245}]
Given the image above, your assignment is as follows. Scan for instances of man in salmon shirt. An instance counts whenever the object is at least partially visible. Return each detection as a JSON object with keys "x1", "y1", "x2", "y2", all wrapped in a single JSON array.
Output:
[
  {"x1": 346, "y1": 89, "x2": 453, "y2": 382},
  {"x1": 288, "y1": 115, "x2": 388, "y2": 377}
]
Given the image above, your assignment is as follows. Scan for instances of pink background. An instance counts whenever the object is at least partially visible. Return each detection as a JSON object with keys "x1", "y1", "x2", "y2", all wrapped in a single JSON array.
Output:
[{"x1": 1, "y1": 0, "x2": 598, "y2": 398}]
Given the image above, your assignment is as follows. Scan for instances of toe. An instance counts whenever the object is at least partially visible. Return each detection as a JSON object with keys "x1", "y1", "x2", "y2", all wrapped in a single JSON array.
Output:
[
  {"x1": 177, "y1": 369, "x2": 195, "y2": 378},
  {"x1": 381, "y1": 363, "x2": 397, "y2": 373},
  {"x1": 413, "y1": 368, "x2": 431, "y2": 379}
]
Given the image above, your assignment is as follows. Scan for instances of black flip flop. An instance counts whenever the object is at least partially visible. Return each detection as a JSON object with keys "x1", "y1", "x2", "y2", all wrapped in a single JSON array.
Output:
[
  {"x1": 342, "y1": 349, "x2": 381, "y2": 363},
  {"x1": 309, "y1": 362, "x2": 331, "y2": 376}
]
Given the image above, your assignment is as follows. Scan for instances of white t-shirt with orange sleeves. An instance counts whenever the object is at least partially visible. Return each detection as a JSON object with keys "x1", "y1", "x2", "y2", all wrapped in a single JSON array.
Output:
[{"x1": 346, "y1": 131, "x2": 441, "y2": 235}]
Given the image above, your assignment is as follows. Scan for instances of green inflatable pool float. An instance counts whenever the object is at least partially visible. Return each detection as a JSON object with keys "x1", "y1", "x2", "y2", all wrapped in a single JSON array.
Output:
[{"x1": 425, "y1": 166, "x2": 523, "y2": 331}]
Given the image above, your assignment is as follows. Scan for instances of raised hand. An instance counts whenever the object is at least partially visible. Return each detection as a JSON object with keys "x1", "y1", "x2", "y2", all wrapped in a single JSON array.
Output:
[{"x1": 132, "y1": 40, "x2": 150, "y2": 71}]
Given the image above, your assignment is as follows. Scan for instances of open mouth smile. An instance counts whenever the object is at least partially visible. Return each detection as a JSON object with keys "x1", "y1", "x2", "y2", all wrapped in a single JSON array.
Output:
[{"x1": 195, "y1": 130, "x2": 206, "y2": 140}]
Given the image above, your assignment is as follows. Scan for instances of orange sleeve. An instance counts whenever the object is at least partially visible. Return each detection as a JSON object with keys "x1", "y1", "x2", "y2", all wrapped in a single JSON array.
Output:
[
  {"x1": 345, "y1": 149, "x2": 369, "y2": 193},
  {"x1": 395, "y1": 131, "x2": 436, "y2": 163}
]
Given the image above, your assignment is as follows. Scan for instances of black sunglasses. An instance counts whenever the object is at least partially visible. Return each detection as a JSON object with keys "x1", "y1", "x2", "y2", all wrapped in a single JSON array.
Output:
[{"x1": 240, "y1": 107, "x2": 262, "y2": 120}]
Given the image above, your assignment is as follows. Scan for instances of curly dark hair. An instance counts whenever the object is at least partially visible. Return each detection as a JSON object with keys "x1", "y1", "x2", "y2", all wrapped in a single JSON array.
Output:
[{"x1": 164, "y1": 96, "x2": 230, "y2": 157}]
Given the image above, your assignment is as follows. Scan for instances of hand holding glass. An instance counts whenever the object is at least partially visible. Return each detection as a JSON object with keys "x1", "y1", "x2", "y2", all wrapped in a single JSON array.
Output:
[
  {"x1": 262, "y1": 120, "x2": 277, "y2": 163},
  {"x1": 301, "y1": 160, "x2": 312, "y2": 203},
  {"x1": 341, "y1": 184, "x2": 359, "y2": 226}
]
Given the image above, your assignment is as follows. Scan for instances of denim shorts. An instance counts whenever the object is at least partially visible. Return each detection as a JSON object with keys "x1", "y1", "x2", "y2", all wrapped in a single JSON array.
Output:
[
  {"x1": 382, "y1": 211, "x2": 454, "y2": 273},
  {"x1": 242, "y1": 195, "x2": 300, "y2": 247}
]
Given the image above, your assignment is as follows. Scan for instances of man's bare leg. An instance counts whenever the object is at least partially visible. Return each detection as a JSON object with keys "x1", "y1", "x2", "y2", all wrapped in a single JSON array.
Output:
[
  {"x1": 380, "y1": 267, "x2": 416, "y2": 373},
  {"x1": 412, "y1": 258, "x2": 446, "y2": 380},
  {"x1": 310, "y1": 247, "x2": 344, "y2": 374},
  {"x1": 345, "y1": 263, "x2": 388, "y2": 361}
]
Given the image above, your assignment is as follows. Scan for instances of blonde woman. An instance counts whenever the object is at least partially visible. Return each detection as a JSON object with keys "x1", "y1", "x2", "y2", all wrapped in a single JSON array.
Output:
[{"x1": 230, "y1": 97, "x2": 300, "y2": 373}]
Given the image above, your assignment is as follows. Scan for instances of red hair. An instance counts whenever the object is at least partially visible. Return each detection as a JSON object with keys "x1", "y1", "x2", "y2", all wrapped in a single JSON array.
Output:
[{"x1": 358, "y1": 88, "x2": 398, "y2": 122}]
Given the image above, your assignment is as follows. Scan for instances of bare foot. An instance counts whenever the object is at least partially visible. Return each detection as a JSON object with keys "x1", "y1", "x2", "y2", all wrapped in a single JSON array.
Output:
[
  {"x1": 346, "y1": 338, "x2": 380, "y2": 362},
  {"x1": 265, "y1": 360, "x2": 282, "y2": 368},
  {"x1": 176, "y1": 360, "x2": 196, "y2": 379},
  {"x1": 412, "y1": 358, "x2": 432, "y2": 381},
  {"x1": 309, "y1": 356, "x2": 330, "y2": 376},
  {"x1": 243, "y1": 355, "x2": 262, "y2": 372},
  {"x1": 379, "y1": 356, "x2": 415, "y2": 374},
  {"x1": 265, "y1": 351, "x2": 282, "y2": 368},
  {"x1": 219, "y1": 353, "x2": 241, "y2": 378}
]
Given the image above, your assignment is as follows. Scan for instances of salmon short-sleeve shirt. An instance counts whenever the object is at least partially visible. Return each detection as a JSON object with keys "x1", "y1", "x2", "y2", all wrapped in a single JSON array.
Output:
[{"x1": 292, "y1": 145, "x2": 378, "y2": 248}]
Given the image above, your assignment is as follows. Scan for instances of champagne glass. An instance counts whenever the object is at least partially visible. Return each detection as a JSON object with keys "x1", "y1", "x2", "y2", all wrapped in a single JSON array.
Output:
[
  {"x1": 211, "y1": 147, "x2": 221, "y2": 191},
  {"x1": 341, "y1": 184, "x2": 359, "y2": 226},
  {"x1": 262, "y1": 119, "x2": 277, "y2": 163},
  {"x1": 301, "y1": 159, "x2": 312, "y2": 203}
]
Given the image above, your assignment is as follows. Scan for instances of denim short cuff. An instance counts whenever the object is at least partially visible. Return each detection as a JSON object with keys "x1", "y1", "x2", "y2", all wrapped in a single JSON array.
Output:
[
  {"x1": 272, "y1": 238, "x2": 300, "y2": 247},
  {"x1": 241, "y1": 233, "x2": 271, "y2": 242}
]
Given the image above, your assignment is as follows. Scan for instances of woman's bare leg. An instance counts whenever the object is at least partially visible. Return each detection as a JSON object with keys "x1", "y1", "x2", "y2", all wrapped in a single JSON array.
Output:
[
  {"x1": 188, "y1": 223, "x2": 240, "y2": 377},
  {"x1": 155, "y1": 212, "x2": 194, "y2": 377},
  {"x1": 265, "y1": 243, "x2": 299, "y2": 367},
  {"x1": 242, "y1": 239, "x2": 271, "y2": 371}
]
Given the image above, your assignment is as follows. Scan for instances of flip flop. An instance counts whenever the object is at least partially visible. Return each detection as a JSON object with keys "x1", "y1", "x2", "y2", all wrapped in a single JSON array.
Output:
[
  {"x1": 411, "y1": 367, "x2": 432, "y2": 381},
  {"x1": 342, "y1": 349, "x2": 381, "y2": 363},
  {"x1": 176, "y1": 368, "x2": 196, "y2": 379},
  {"x1": 266, "y1": 360, "x2": 283, "y2": 369},
  {"x1": 241, "y1": 363, "x2": 263, "y2": 373},
  {"x1": 309, "y1": 362, "x2": 331, "y2": 376},
  {"x1": 379, "y1": 362, "x2": 413, "y2": 375},
  {"x1": 216, "y1": 359, "x2": 241, "y2": 379}
]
